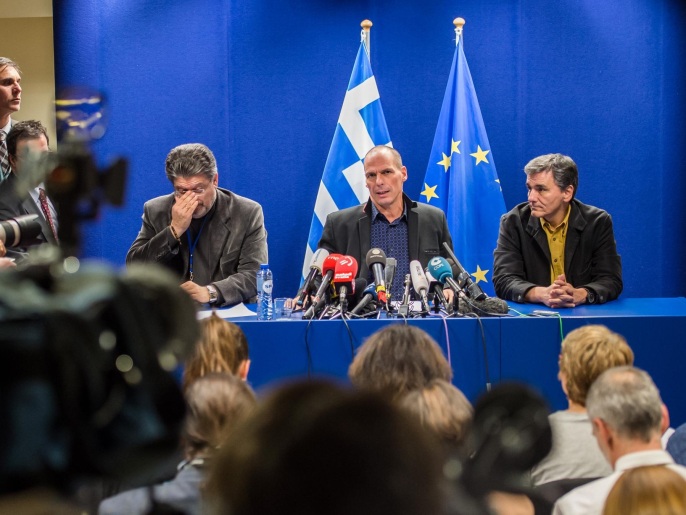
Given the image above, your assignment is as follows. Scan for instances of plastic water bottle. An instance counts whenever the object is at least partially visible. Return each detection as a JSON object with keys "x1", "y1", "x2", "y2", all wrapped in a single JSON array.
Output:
[{"x1": 256, "y1": 263, "x2": 273, "y2": 320}]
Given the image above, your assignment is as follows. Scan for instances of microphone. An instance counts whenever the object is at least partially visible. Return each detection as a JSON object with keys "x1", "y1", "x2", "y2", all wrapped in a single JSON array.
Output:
[
  {"x1": 365, "y1": 248, "x2": 388, "y2": 305},
  {"x1": 384, "y1": 257, "x2": 397, "y2": 304},
  {"x1": 458, "y1": 296, "x2": 510, "y2": 316},
  {"x1": 425, "y1": 266, "x2": 450, "y2": 312},
  {"x1": 332, "y1": 255, "x2": 359, "y2": 310},
  {"x1": 427, "y1": 256, "x2": 463, "y2": 295},
  {"x1": 410, "y1": 260, "x2": 431, "y2": 313},
  {"x1": 296, "y1": 248, "x2": 329, "y2": 306},
  {"x1": 397, "y1": 274, "x2": 412, "y2": 317},
  {"x1": 442, "y1": 242, "x2": 487, "y2": 301},
  {"x1": 303, "y1": 253, "x2": 342, "y2": 318},
  {"x1": 350, "y1": 281, "x2": 377, "y2": 316}
]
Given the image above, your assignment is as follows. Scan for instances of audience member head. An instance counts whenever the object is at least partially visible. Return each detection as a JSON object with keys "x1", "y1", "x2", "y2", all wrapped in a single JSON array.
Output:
[
  {"x1": 348, "y1": 324, "x2": 452, "y2": 401},
  {"x1": 0, "y1": 57, "x2": 21, "y2": 124},
  {"x1": 206, "y1": 379, "x2": 449, "y2": 515},
  {"x1": 400, "y1": 379, "x2": 473, "y2": 448},
  {"x1": 165, "y1": 143, "x2": 218, "y2": 183},
  {"x1": 558, "y1": 325, "x2": 634, "y2": 407},
  {"x1": 183, "y1": 313, "x2": 250, "y2": 390},
  {"x1": 463, "y1": 383, "x2": 552, "y2": 499},
  {"x1": 586, "y1": 367, "x2": 668, "y2": 466},
  {"x1": 524, "y1": 153, "x2": 578, "y2": 199},
  {"x1": 183, "y1": 372, "x2": 256, "y2": 461},
  {"x1": 6, "y1": 119, "x2": 50, "y2": 173},
  {"x1": 603, "y1": 465, "x2": 686, "y2": 515}
]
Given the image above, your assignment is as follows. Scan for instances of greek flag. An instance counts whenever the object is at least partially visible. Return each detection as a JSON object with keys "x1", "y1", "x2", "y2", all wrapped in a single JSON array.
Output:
[
  {"x1": 419, "y1": 33, "x2": 506, "y2": 296},
  {"x1": 302, "y1": 41, "x2": 391, "y2": 281}
]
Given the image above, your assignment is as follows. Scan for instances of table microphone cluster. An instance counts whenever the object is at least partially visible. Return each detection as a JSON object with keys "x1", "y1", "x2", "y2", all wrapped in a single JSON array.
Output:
[{"x1": 299, "y1": 245, "x2": 508, "y2": 319}]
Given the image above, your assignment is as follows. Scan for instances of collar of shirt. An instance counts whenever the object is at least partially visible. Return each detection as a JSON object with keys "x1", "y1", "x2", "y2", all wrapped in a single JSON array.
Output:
[
  {"x1": 370, "y1": 201, "x2": 407, "y2": 224},
  {"x1": 614, "y1": 449, "x2": 674, "y2": 472},
  {"x1": 540, "y1": 204, "x2": 572, "y2": 235},
  {"x1": 0, "y1": 119, "x2": 11, "y2": 135}
]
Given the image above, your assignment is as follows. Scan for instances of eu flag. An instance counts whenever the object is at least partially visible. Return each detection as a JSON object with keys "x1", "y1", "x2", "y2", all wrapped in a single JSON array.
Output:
[
  {"x1": 420, "y1": 33, "x2": 505, "y2": 296},
  {"x1": 302, "y1": 41, "x2": 391, "y2": 281}
]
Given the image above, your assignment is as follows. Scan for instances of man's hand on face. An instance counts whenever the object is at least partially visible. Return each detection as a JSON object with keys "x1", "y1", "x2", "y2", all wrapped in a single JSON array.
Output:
[
  {"x1": 171, "y1": 191, "x2": 199, "y2": 235},
  {"x1": 181, "y1": 280, "x2": 210, "y2": 304}
]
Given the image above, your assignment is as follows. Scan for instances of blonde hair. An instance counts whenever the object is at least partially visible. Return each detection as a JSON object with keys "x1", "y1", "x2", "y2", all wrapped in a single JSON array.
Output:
[
  {"x1": 400, "y1": 379, "x2": 473, "y2": 446},
  {"x1": 184, "y1": 373, "x2": 256, "y2": 459},
  {"x1": 559, "y1": 325, "x2": 633, "y2": 406},
  {"x1": 183, "y1": 313, "x2": 249, "y2": 390},
  {"x1": 603, "y1": 465, "x2": 686, "y2": 515}
]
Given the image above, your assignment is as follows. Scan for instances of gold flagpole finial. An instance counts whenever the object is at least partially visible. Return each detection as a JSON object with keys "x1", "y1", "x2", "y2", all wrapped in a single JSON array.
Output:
[
  {"x1": 361, "y1": 19, "x2": 373, "y2": 58},
  {"x1": 454, "y1": 17, "x2": 465, "y2": 46}
]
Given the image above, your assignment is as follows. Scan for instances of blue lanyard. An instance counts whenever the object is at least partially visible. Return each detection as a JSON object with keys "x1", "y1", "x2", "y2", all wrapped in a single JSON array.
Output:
[{"x1": 186, "y1": 215, "x2": 210, "y2": 282}]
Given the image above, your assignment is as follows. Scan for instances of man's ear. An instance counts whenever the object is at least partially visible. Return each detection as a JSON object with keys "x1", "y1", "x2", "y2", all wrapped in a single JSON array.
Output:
[
  {"x1": 661, "y1": 403, "x2": 671, "y2": 435},
  {"x1": 238, "y1": 359, "x2": 250, "y2": 381},
  {"x1": 563, "y1": 185, "x2": 574, "y2": 202}
]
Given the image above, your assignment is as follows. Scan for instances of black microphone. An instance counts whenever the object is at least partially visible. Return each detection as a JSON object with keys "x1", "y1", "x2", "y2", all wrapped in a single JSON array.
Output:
[
  {"x1": 384, "y1": 257, "x2": 397, "y2": 304},
  {"x1": 296, "y1": 248, "x2": 330, "y2": 306},
  {"x1": 425, "y1": 266, "x2": 450, "y2": 312},
  {"x1": 442, "y1": 242, "x2": 487, "y2": 301},
  {"x1": 410, "y1": 260, "x2": 430, "y2": 313},
  {"x1": 397, "y1": 274, "x2": 412, "y2": 317},
  {"x1": 349, "y1": 281, "x2": 376, "y2": 316},
  {"x1": 366, "y1": 248, "x2": 387, "y2": 305},
  {"x1": 458, "y1": 296, "x2": 509, "y2": 316}
]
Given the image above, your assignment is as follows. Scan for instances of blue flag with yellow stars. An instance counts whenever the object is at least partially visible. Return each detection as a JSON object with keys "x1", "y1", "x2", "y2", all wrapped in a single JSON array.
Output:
[{"x1": 420, "y1": 35, "x2": 506, "y2": 296}]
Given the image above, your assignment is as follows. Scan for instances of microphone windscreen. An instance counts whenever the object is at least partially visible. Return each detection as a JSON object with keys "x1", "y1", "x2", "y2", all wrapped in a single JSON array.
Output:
[
  {"x1": 458, "y1": 296, "x2": 509, "y2": 316},
  {"x1": 333, "y1": 255, "x2": 359, "y2": 283},
  {"x1": 322, "y1": 254, "x2": 343, "y2": 275},
  {"x1": 427, "y1": 256, "x2": 453, "y2": 284},
  {"x1": 366, "y1": 247, "x2": 387, "y2": 267},
  {"x1": 310, "y1": 248, "x2": 330, "y2": 270},
  {"x1": 409, "y1": 260, "x2": 429, "y2": 293}
]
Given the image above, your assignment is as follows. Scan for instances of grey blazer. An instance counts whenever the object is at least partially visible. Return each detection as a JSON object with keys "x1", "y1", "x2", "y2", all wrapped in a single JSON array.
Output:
[{"x1": 126, "y1": 187, "x2": 268, "y2": 306}]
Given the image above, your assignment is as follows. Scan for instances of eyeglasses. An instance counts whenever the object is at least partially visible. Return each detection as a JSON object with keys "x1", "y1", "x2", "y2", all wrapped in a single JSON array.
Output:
[{"x1": 174, "y1": 183, "x2": 211, "y2": 197}]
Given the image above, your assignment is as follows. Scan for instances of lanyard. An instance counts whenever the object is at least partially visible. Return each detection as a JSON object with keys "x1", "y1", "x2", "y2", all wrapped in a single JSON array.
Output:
[{"x1": 186, "y1": 215, "x2": 209, "y2": 282}]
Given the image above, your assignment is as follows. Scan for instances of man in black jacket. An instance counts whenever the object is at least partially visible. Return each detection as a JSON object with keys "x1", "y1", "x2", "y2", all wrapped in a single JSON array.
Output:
[{"x1": 493, "y1": 153, "x2": 622, "y2": 307}]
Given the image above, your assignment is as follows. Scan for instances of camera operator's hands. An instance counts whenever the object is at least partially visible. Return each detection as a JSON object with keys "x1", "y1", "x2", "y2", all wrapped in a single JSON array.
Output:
[
  {"x1": 170, "y1": 191, "x2": 199, "y2": 236},
  {"x1": 181, "y1": 280, "x2": 210, "y2": 304},
  {"x1": 0, "y1": 258, "x2": 16, "y2": 269}
]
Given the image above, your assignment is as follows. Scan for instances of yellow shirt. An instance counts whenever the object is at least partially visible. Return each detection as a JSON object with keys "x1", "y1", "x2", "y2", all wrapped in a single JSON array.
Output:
[{"x1": 540, "y1": 206, "x2": 571, "y2": 284}]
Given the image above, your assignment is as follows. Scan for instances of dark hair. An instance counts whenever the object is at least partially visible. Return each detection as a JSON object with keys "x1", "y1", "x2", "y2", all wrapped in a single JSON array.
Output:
[
  {"x1": 165, "y1": 143, "x2": 218, "y2": 183},
  {"x1": 348, "y1": 324, "x2": 453, "y2": 400},
  {"x1": 524, "y1": 153, "x2": 578, "y2": 198},
  {"x1": 6, "y1": 119, "x2": 49, "y2": 158},
  {"x1": 206, "y1": 380, "x2": 448, "y2": 515}
]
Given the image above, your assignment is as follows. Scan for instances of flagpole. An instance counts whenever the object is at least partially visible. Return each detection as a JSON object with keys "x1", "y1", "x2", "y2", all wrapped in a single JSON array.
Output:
[
  {"x1": 361, "y1": 19, "x2": 372, "y2": 60},
  {"x1": 454, "y1": 17, "x2": 465, "y2": 46}
]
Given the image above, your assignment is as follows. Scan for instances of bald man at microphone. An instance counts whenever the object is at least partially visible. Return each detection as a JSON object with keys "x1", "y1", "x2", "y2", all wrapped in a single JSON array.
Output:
[{"x1": 317, "y1": 145, "x2": 454, "y2": 301}]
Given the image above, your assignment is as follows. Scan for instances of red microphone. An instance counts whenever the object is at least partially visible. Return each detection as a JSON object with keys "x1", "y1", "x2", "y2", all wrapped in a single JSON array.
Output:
[
  {"x1": 303, "y1": 253, "x2": 343, "y2": 319},
  {"x1": 332, "y1": 255, "x2": 359, "y2": 309}
]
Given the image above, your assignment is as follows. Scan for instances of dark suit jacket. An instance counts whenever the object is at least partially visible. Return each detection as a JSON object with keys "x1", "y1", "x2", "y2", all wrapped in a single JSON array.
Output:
[
  {"x1": 0, "y1": 172, "x2": 59, "y2": 246},
  {"x1": 317, "y1": 194, "x2": 454, "y2": 280},
  {"x1": 492, "y1": 199, "x2": 622, "y2": 304},
  {"x1": 126, "y1": 187, "x2": 268, "y2": 306}
]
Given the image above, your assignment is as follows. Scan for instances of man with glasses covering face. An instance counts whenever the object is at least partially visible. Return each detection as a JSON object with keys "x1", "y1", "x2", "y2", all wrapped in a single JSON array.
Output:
[{"x1": 127, "y1": 143, "x2": 268, "y2": 307}]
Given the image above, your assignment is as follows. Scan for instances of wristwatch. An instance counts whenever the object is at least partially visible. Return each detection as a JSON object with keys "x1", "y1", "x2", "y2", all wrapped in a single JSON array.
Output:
[
  {"x1": 584, "y1": 288, "x2": 596, "y2": 305},
  {"x1": 207, "y1": 284, "x2": 218, "y2": 304}
]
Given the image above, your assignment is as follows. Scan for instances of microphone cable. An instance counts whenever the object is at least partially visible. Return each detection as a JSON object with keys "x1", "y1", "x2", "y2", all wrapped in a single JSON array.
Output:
[{"x1": 463, "y1": 310, "x2": 491, "y2": 392}]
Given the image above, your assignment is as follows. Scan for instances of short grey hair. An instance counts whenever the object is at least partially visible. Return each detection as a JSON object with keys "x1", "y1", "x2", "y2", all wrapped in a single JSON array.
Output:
[
  {"x1": 524, "y1": 153, "x2": 578, "y2": 199},
  {"x1": 586, "y1": 366, "x2": 663, "y2": 442},
  {"x1": 0, "y1": 57, "x2": 21, "y2": 75},
  {"x1": 364, "y1": 145, "x2": 403, "y2": 169},
  {"x1": 165, "y1": 143, "x2": 218, "y2": 183}
]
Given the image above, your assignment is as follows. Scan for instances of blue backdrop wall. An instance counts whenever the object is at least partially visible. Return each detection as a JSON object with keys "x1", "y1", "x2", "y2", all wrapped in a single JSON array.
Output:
[{"x1": 53, "y1": 0, "x2": 686, "y2": 299}]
